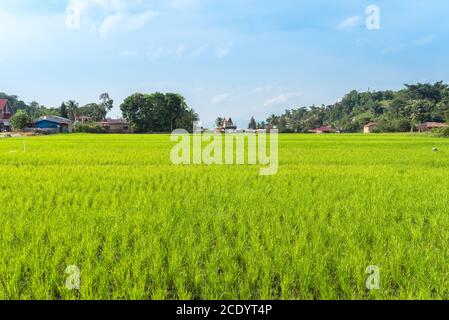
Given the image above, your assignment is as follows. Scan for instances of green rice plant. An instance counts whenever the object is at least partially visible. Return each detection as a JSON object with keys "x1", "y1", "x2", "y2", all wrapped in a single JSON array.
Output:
[{"x1": 0, "y1": 133, "x2": 449, "y2": 300}]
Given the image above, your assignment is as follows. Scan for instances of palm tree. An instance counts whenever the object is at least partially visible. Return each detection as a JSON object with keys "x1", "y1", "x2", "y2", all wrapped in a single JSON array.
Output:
[
  {"x1": 408, "y1": 100, "x2": 423, "y2": 132},
  {"x1": 267, "y1": 114, "x2": 279, "y2": 127},
  {"x1": 66, "y1": 100, "x2": 79, "y2": 122}
]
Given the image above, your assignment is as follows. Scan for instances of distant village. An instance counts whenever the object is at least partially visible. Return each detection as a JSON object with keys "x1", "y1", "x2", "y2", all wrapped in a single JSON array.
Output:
[
  {"x1": 213, "y1": 117, "x2": 271, "y2": 134},
  {"x1": 0, "y1": 98, "x2": 131, "y2": 135},
  {"x1": 2, "y1": 81, "x2": 449, "y2": 137},
  {"x1": 308, "y1": 122, "x2": 448, "y2": 134},
  {"x1": 1, "y1": 97, "x2": 448, "y2": 136}
]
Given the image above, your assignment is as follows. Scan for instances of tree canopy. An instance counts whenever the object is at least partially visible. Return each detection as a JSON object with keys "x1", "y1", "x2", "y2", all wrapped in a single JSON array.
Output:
[
  {"x1": 248, "y1": 117, "x2": 257, "y2": 130},
  {"x1": 3, "y1": 81, "x2": 449, "y2": 134},
  {"x1": 120, "y1": 92, "x2": 199, "y2": 133},
  {"x1": 10, "y1": 110, "x2": 31, "y2": 131},
  {"x1": 0, "y1": 92, "x2": 114, "y2": 122}
]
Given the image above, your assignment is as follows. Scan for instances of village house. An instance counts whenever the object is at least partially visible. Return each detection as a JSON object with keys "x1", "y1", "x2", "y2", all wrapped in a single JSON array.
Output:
[
  {"x1": 309, "y1": 126, "x2": 336, "y2": 134},
  {"x1": 96, "y1": 119, "x2": 133, "y2": 134},
  {"x1": 417, "y1": 122, "x2": 448, "y2": 132},
  {"x1": 75, "y1": 115, "x2": 93, "y2": 123},
  {"x1": 216, "y1": 117, "x2": 238, "y2": 133},
  {"x1": 364, "y1": 122, "x2": 379, "y2": 134},
  {"x1": 34, "y1": 116, "x2": 73, "y2": 133},
  {"x1": 0, "y1": 99, "x2": 12, "y2": 132}
]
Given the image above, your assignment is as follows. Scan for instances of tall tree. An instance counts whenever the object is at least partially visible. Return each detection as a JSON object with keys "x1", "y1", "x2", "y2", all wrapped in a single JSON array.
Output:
[
  {"x1": 165, "y1": 93, "x2": 186, "y2": 131},
  {"x1": 99, "y1": 93, "x2": 114, "y2": 118},
  {"x1": 60, "y1": 102, "x2": 69, "y2": 119},
  {"x1": 215, "y1": 117, "x2": 224, "y2": 128},
  {"x1": 66, "y1": 100, "x2": 79, "y2": 122},
  {"x1": 257, "y1": 121, "x2": 266, "y2": 129},
  {"x1": 28, "y1": 101, "x2": 40, "y2": 118},
  {"x1": 248, "y1": 117, "x2": 257, "y2": 130}
]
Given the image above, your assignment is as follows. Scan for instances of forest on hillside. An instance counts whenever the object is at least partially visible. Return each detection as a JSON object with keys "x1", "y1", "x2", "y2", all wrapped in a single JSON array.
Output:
[{"x1": 264, "y1": 82, "x2": 449, "y2": 133}]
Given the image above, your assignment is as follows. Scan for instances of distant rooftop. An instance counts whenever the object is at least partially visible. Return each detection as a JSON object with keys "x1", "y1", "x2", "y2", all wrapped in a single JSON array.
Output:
[{"x1": 34, "y1": 115, "x2": 72, "y2": 124}]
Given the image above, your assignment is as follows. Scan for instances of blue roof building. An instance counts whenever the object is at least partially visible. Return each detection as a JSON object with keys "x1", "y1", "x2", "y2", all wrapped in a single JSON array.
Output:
[{"x1": 34, "y1": 116, "x2": 73, "y2": 133}]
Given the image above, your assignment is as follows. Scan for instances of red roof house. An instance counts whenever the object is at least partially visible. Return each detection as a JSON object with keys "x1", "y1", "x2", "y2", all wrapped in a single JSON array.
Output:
[
  {"x1": 309, "y1": 126, "x2": 336, "y2": 134},
  {"x1": 417, "y1": 122, "x2": 448, "y2": 132},
  {"x1": 216, "y1": 117, "x2": 237, "y2": 133},
  {"x1": 0, "y1": 99, "x2": 12, "y2": 131},
  {"x1": 364, "y1": 122, "x2": 379, "y2": 134},
  {"x1": 96, "y1": 119, "x2": 133, "y2": 133},
  {"x1": 0, "y1": 99, "x2": 12, "y2": 119}
]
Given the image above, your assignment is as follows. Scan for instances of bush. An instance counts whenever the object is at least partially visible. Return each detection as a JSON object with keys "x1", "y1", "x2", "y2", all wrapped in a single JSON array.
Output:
[
  {"x1": 74, "y1": 123, "x2": 106, "y2": 133},
  {"x1": 374, "y1": 119, "x2": 412, "y2": 133},
  {"x1": 433, "y1": 126, "x2": 449, "y2": 137},
  {"x1": 395, "y1": 119, "x2": 412, "y2": 132},
  {"x1": 376, "y1": 121, "x2": 395, "y2": 133},
  {"x1": 11, "y1": 110, "x2": 31, "y2": 131}
]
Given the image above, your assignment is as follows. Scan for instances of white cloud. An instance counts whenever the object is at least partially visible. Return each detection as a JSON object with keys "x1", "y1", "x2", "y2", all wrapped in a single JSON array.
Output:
[
  {"x1": 99, "y1": 13, "x2": 124, "y2": 36},
  {"x1": 338, "y1": 16, "x2": 361, "y2": 29},
  {"x1": 176, "y1": 44, "x2": 185, "y2": 56},
  {"x1": 413, "y1": 35, "x2": 438, "y2": 46},
  {"x1": 191, "y1": 45, "x2": 208, "y2": 57},
  {"x1": 216, "y1": 46, "x2": 231, "y2": 58},
  {"x1": 99, "y1": 10, "x2": 157, "y2": 36},
  {"x1": 0, "y1": 11, "x2": 63, "y2": 47},
  {"x1": 147, "y1": 46, "x2": 168, "y2": 60},
  {"x1": 169, "y1": 0, "x2": 201, "y2": 9},
  {"x1": 210, "y1": 93, "x2": 230, "y2": 105},
  {"x1": 125, "y1": 11, "x2": 158, "y2": 31},
  {"x1": 264, "y1": 93, "x2": 301, "y2": 107},
  {"x1": 65, "y1": 0, "x2": 124, "y2": 30},
  {"x1": 65, "y1": 0, "x2": 156, "y2": 35},
  {"x1": 382, "y1": 35, "x2": 438, "y2": 54},
  {"x1": 253, "y1": 85, "x2": 273, "y2": 93}
]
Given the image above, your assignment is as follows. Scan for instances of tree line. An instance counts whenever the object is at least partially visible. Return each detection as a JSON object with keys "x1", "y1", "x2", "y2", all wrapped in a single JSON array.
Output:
[
  {"x1": 1, "y1": 91, "x2": 199, "y2": 133},
  {"x1": 0, "y1": 92, "x2": 114, "y2": 122},
  {"x1": 4, "y1": 81, "x2": 449, "y2": 133},
  {"x1": 255, "y1": 82, "x2": 449, "y2": 133}
]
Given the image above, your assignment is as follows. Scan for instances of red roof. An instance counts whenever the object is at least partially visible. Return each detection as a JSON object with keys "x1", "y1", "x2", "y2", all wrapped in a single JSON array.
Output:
[
  {"x1": 312, "y1": 126, "x2": 335, "y2": 132},
  {"x1": 426, "y1": 122, "x2": 446, "y2": 127},
  {"x1": 97, "y1": 119, "x2": 130, "y2": 125},
  {"x1": 0, "y1": 99, "x2": 8, "y2": 109},
  {"x1": 418, "y1": 122, "x2": 448, "y2": 128}
]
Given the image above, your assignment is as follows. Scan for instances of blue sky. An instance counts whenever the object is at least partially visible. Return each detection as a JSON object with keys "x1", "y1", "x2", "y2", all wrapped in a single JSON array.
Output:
[{"x1": 1, "y1": 0, "x2": 449, "y2": 127}]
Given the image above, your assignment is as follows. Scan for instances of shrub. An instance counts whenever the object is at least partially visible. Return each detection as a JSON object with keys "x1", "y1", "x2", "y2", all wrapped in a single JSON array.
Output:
[
  {"x1": 433, "y1": 126, "x2": 449, "y2": 137},
  {"x1": 74, "y1": 122, "x2": 106, "y2": 133},
  {"x1": 395, "y1": 119, "x2": 412, "y2": 132},
  {"x1": 374, "y1": 119, "x2": 413, "y2": 133},
  {"x1": 11, "y1": 110, "x2": 31, "y2": 131},
  {"x1": 376, "y1": 121, "x2": 395, "y2": 133}
]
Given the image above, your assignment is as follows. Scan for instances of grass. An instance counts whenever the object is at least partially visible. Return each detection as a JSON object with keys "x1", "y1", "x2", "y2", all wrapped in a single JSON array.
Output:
[{"x1": 0, "y1": 133, "x2": 449, "y2": 300}]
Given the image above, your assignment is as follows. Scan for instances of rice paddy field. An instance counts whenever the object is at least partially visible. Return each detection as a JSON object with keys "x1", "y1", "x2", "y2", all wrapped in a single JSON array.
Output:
[{"x1": 1, "y1": 133, "x2": 449, "y2": 300}]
